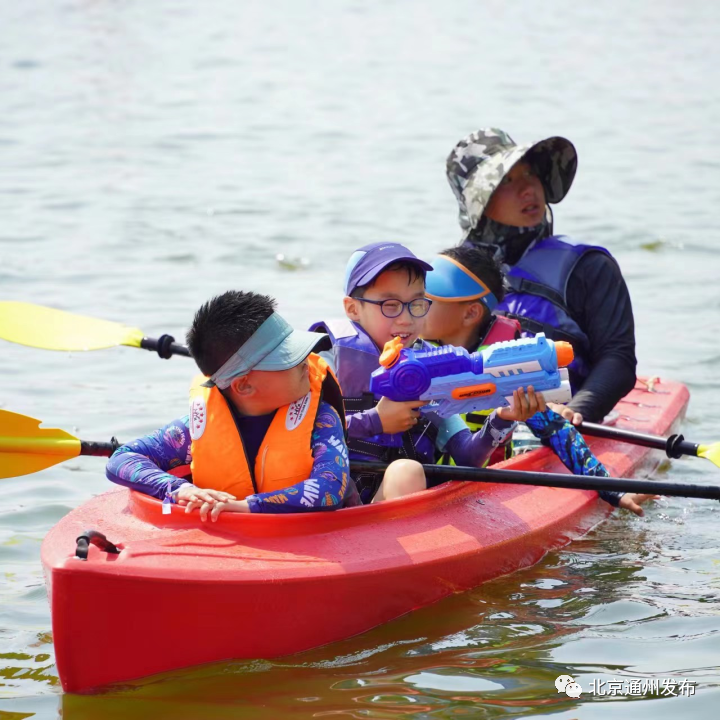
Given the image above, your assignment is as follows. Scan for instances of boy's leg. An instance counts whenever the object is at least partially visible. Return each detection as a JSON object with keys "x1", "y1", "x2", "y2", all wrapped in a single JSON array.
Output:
[{"x1": 372, "y1": 459, "x2": 427, "y2": 502}]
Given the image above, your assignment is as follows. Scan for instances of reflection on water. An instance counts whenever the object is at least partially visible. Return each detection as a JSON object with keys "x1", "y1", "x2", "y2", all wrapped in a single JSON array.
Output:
[{"x1": 1, "y1": 0, "x2": 719, "y2": 718}]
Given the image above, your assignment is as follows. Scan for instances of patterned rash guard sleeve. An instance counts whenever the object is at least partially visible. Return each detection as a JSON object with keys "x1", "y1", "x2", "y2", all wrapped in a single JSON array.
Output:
[
  {"x1": 246, "y1": 403, "x2": 357, "y2": 514},
  {"x1": 525, "y1": 410, "x2": 623, "y2": 507},
  {"x1": 105, "y1": 417, "x2": 192, "y2": 500}
]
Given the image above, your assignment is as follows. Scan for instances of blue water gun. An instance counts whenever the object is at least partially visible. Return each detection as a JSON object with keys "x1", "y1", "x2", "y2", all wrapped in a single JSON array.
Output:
[{"x1": 369, "y1": 333, "x2": 574, "y2": 418}]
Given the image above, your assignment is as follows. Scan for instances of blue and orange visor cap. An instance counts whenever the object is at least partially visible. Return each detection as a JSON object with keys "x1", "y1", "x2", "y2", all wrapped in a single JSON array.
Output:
[{"x1": 424, "y1": 255, "x2": 498, "y2": 310}]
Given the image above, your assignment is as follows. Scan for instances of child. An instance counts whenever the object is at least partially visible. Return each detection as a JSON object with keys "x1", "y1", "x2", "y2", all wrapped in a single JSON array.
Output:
[
  {"x1": 424, "y1": 244, "x2": 518, "y2": 351},
  {"x1": 424, "y1": 245, "x2": 655, "y2": 516},
  {"x1": 311, "y1": 242, "x2": 545, "y2": 503},
  {"x1": 423, "y1": 243, "x2": 521, "y2": 463},
  {"x1": 106, "y1": 290, "x2": 359, "y2": 519}
]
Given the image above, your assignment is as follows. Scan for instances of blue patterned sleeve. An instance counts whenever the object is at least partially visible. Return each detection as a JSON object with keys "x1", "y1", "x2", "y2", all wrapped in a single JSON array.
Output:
[
  {"x1": 525, "y1": 410, "x2": 623, "y2": 506},
  {"x1": 247, "y1": 402, "x2": 358, "y2": 514},
  {"x1": 105, "y1": 416, "x2": 193, "y2": 500}
]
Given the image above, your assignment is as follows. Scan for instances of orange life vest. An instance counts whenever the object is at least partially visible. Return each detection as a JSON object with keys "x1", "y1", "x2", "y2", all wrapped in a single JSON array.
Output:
[{"x1": 188, "y1": 354, "x2": 344, "y2": 499}]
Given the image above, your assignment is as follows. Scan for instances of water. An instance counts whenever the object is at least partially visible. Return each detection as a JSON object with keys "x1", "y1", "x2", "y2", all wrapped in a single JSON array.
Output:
[{"x1": 1, "y1": 0, "x2": 719, "y2": 717}]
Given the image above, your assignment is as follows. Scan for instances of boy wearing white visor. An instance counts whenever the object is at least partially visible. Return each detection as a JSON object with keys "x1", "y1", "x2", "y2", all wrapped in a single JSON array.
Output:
[{"x1": 106, "y1": 291, "x2": 358, "y2": 519}]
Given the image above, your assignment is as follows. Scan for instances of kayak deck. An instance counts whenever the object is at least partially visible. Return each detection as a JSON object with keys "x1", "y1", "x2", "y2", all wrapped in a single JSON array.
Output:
[{"x1": 42, "y1": 378, "x2": 689, "y2": 692}]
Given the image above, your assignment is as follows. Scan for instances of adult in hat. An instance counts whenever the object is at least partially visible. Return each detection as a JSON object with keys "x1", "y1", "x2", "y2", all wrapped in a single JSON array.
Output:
[{"x1": 445, "y1": 128, "x2": 637, "y2": 423}]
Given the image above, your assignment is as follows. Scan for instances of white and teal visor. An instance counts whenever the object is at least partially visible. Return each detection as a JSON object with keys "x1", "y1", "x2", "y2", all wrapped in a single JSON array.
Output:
[
  {"x1": 208, "y1": 313, "x2": 326, "y2": 390},
  {"x1": 424, "y1": 255, "x2": 498, "y2": 310}
]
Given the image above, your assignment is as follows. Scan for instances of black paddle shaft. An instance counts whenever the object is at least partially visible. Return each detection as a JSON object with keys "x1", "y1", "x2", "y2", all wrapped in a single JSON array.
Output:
[
  {"x1": 579, "y1": 422, "x2": 700, "y2": 459},
  {"x1": 79, "y1": 440, "x2": 119, "y2": 457},
  {"x1": 140, "y1": 335, "x2": 191, "y2": 359},
  {"x1": 350, "y1": 461, "x2": 720, "y2": 501}
]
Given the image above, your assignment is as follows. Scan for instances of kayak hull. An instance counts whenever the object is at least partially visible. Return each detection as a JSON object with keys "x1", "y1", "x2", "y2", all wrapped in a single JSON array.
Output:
[{"x1": 42, "y1": 378, "x2": 689, "y2": 692}]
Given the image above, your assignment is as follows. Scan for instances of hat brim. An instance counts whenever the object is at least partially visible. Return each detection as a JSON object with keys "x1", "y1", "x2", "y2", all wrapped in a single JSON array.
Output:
[
  {"x1": 253, "y1": 330, "x2": 328, "y2": 371},
  {"x1": 462, "y1": 136, "x2": 577, "y2": 229},
  {"x1": 523, "y1": 136, "x2": 578, "y2": 204},
  {"x1": 349, "y1": 256, "x2": 433, "y2": 296}
]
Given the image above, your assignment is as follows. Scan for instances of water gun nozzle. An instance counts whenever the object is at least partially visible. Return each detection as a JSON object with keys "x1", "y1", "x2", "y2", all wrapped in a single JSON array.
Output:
[{"x1": 555, "y1": 341, "x2": 574, "y2": 368}]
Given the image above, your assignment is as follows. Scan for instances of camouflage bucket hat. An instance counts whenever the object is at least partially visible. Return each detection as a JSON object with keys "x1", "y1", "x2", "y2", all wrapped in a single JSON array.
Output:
[{"x1": 446, "y1": 128, "x2": 578, "y2": 231}]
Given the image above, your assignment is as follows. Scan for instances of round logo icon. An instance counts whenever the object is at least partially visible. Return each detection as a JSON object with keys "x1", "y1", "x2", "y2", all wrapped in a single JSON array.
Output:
[
  {"x1": 190, "y1": 397, "x2": 207, "y2": 439},
  {"x1": 565, "y1": 682, "x2": 583, "y2": 698},
  {"x1": 286, "y1": 392, "x2": 311, "y2": 430},
  {"x1": 555, "y1": 675, "x2": 583, "y2": 698}
]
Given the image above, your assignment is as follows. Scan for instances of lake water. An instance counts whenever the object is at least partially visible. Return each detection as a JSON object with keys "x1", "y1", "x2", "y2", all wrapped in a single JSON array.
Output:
[{"x1": 1, "y1": 1, "x2": 719, "y2": 718}]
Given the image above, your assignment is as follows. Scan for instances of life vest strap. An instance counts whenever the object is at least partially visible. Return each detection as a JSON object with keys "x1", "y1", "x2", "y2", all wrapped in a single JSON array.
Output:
[
  {"x1": 401, "y1": 429, "x2": 418, "y2": 461},
  {"x1": 348, "y1": 438, "x2": 394, "y2": 461},
  {"x1": 507, "y1": 275, "x2": 568, "y2": 311},
  {"x1": 465, "y1": 412, "x2": 490, "y2": 425},
  {"x1": 343, "y1": 392, "x2": 378, "y2": 414},
  {"x1": 348, "y1": 419, "x2": 438, "y2": 463}
]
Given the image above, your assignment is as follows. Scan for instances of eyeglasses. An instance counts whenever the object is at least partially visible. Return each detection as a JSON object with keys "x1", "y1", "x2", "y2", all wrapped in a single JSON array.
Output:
[{"x1": 358, "y1": 297, "x2": 433, "y2": 318}]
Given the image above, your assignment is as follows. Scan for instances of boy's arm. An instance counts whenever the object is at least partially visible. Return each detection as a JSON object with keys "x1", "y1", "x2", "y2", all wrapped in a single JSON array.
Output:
[
  {"x1": 346, "y1": 408, "x2": 384, "y2": 438},
  {"x1": 245, "y1": 403, "x2": 359, "y2": 513},
  {"x1": 105, "y1": 417, "x2": 194, "y2": 500},
  {"x1": 524, "y1": 409, "x2": 622, "y2": 506},
  {"x1": 435, "y1": 411, "x2": 516, "y2": 468}
]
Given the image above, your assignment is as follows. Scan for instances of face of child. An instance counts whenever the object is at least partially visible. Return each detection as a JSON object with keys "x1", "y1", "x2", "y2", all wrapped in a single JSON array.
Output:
[
  {"x1": 484, "y1": 161, "x2": 547, "y2": 227},
  {"x1": 423, "y1": 298, "x2": 487, "y2": 349},
  {"x1": 242, "y1": 359, "x2": 311, "y2": 413},
  {"x1": 345, "y1": 268, "x2": 427, "y2": 351},
  {"x1": 423, "y1": 299, "x2": 468, "y2": 342}
]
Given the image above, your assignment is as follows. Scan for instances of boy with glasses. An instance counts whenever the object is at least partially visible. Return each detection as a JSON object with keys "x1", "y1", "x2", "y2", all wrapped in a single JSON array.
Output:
[{"x1": 311, "y1": 242, "x2": 544, "y2": 503}]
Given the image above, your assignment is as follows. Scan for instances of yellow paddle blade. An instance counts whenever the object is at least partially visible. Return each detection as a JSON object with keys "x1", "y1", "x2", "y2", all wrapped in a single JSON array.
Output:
[
  {"x1": 698, "y1": 443, "x2": 720, "y2": 469},
  {"x1": 0, "y1": 301, "x2": 145, "y2": 352},
  {"x1": 0, "y1": 410, "x2": 81, "y2": 478}
]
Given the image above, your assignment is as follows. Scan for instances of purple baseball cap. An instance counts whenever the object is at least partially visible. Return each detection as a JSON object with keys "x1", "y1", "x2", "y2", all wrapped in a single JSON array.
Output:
[{"x1": 343, "y1": 242, "x2": 433, "y2": 296}]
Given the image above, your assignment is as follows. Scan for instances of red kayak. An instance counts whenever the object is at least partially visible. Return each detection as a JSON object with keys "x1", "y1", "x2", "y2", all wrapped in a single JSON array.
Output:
[{"x1": 42, "y1": 378, "x2": 689, "y2": 693}]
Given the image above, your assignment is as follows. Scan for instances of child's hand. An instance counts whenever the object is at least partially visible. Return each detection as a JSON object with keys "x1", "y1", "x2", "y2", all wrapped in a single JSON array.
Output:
[
  {"x1": 618, "y1": 493, "x2": 659, "y2": 517},
  {"x1": 176, "y1": 486, "x2": 237, "y2": 522},
  {"x1": 205, "y1": 499, "x2": 250, "y2": 521},
  {"x1": 547, "y1": 402, "x2": 583, "y2": 426},
  {"x1": 184, "y1": 497, "x2": 250, "y2": 522},
  {"x1": 175, "y1": 485, "x2": 236, "y2": 507},
  {"x1": 496, "y1": 386, "x2": 547, "y2": 422},
  {"x1": 377, "y1": 398, "x2": 430, "y2": 434}
]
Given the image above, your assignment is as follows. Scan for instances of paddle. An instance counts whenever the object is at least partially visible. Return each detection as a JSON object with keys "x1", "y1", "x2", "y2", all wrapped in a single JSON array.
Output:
[
  {"x1": 0, "y1": 301, "x2": 190, "y2": 358},
  {"x1": 0, "y1": 410, "x2": 117, "y2": 479},
  {"x1": 3, "y1": 410, "x2": 719, "y2": 500},
  {"x1": 578, "y1": 421, "x2": 720, "y2": 469},
  {"x1": 2, "y1": 303, "x2": 717, "y2": 467},
  {"x1": 350, "y1": 461, "x2": 720, "y2": 501}
]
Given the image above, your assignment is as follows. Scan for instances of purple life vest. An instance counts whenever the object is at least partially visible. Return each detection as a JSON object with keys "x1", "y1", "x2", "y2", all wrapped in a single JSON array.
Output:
[
  {"x1": 309, "y1": 319, "x2": 437, "y2": 464},
  {"x1": 494, "y1": 235, "x2": 613, "y2": 389}
]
